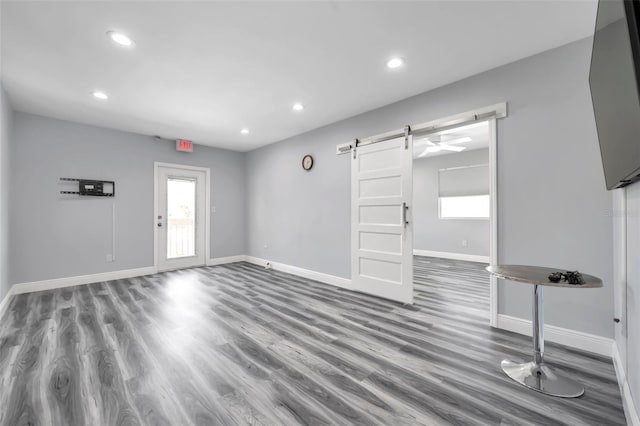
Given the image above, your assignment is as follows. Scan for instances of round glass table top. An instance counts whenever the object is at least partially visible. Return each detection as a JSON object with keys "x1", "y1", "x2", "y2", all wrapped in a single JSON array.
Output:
[{"x1": 486, "y1": 265, "x2": 602, "y2": 288}]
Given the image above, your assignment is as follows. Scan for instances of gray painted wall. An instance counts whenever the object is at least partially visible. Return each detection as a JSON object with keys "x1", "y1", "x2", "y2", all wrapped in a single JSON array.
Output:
[
  {"x1": 0, "y1": 84, "x2": 12, "y2": 300},
  {"x1": 10, "y1": 113, "x2": 245, "y2": 284},
  {"x1": 413, "y1": 149, "x2": 489, "y2": 257},
  {"x1": 246, "y1": 37, "x2": 614, "y2": 338}
]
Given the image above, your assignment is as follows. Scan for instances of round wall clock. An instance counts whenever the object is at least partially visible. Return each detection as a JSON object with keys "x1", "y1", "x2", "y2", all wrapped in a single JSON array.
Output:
[{"x1": 302, "y1": 154, "x2": 314, "y2": 171}]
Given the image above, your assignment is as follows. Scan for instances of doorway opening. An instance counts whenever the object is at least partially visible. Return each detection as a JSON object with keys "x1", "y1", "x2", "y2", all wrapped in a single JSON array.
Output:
[
  {"x1": 412, "y1": 120, "x2": 493, "y2": 323},
  {"x1": 154, "y1": 163, "x2": 210, "y2": 272},
  {"x1": 347, "y1": 103, "x2": 503, "y2": 324}
]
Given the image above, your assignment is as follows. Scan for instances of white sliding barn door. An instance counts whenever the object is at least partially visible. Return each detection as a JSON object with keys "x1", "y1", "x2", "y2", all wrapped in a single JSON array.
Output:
[{"x1": 351, "y1": 136, "x2": 413, "y2": 304}]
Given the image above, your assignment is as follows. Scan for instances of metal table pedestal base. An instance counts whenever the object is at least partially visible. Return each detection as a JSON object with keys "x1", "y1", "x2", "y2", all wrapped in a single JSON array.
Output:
[
  {"x1": 501, "y1": 360, "x2": 584, "y2": 398},
  {"x1": 487, "y1": 266, "x2": 602, "y2": 399}
]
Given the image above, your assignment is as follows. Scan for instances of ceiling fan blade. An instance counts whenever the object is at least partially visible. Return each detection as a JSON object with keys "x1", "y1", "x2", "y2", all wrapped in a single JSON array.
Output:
[
  {"x1": 417, "y1": 145, "x2": 441, "y2": 158},
  {"x1": 441, "y1": 136, "x2": 472, "y2": 145},
  {"x1": 440, "y1": 145, "x2": 466, "y2": 152},
  {"x1": 413, "y1": 138, "x2": 436, "y2": 146},
  {"x1": 417, "y1": 142, "x2": 465, "y2": 158}
]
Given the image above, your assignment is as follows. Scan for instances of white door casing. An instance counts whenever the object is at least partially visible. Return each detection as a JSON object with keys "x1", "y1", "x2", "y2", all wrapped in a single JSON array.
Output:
[
  {"x1": 155, "y1": 163, "x2": 209, "y2": 271},
  {"x1": 488, "y1": 118, "x2": 498, "y2": 327},
  {"x1": 351, "y1": 135, "x2": 414, "y2": 304}
]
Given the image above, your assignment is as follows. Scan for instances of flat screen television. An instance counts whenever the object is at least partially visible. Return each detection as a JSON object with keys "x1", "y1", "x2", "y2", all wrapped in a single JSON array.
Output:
[{"x1": 589, "y1": 0, "x2": 640, "y2": 190}]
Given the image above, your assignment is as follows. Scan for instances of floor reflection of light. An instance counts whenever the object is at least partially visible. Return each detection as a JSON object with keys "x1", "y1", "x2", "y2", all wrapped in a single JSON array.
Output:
[{"x1": 160, "y1": 273, "x2": 211, "y2": 353}]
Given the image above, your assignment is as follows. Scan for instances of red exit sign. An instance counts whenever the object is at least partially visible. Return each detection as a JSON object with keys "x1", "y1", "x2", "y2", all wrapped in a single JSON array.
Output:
[{"x1": 176, "y1": 139, "x2": 193, "y2": 152}]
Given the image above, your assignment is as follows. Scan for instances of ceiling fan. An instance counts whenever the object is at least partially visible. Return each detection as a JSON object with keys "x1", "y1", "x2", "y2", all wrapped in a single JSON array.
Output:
[{"x1": 417, "y1": 135, "x2": 471, "y2": 158}]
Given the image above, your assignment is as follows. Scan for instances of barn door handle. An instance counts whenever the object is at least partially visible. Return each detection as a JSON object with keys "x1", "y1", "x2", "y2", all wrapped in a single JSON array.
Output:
[{"x1": 403, "y1": 202, "x2": 409, "y2": 227}]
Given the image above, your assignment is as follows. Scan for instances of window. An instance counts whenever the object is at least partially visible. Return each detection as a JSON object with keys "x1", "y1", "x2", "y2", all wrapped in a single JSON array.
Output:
[
  {"x1": 438, "y1": 164, "x2": 489, "y2": 220},
  {"x1": 166, "y1": 178, "x2": 196, "y2": 259},
  {"x1": 439, "y1": 194, "x2": 490, "y2": 219}
]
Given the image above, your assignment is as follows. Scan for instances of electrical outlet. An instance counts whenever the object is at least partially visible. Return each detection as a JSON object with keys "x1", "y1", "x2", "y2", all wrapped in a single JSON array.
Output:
[
  {"x1": 462, "y1": 240, "x2": 468, "y2": 247},
  {"x1": 211, "y1": 206, "x2": 217, "y2": 213},
  {"x1": 106, "y1": 254, "x2": 114, "y2": 262}
]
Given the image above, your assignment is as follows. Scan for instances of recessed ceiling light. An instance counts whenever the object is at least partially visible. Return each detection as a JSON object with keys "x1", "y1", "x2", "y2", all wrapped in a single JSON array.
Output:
[
  {"x1": 240, "y1": 128, "x2": 250, "y2": 134},
  {"x1": 387, "y1": 57, "x2": 404, "y2": 69},
  {"x1": 106, "y1": 31, "x2": 134, "y2": 47},
  {"x1": 292, "y1": 103, "x2": 304, "y2": 111},
  {"x1": 91, "y1": 91, "x2": 108, "y2": 100}
]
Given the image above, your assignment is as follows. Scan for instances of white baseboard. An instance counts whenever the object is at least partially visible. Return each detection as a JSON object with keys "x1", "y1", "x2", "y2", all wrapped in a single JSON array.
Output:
[
  {"x1": 12, "y1": 266, "x2": 157, "y2": 295},
  {"x1": 245, "y1": 256, "x2": 352, "y2": 290},
  {"x1": 497, "y1": 314, "x2": 613, "y2": 357},
  {"x1": 413, "y1": 249, "x2": 489, "y2": 263},
  {"x1": 207, "y1": 255, "x2": 247, "y2": 266},
  {"x1": 9, "y1": 255, "x2": 247, "y2": 296},
  {"x1": 6, "y1": 255, "x2": 246, "y2": 298},
  {"x1": 613, "y1": 342, "x2": 640, "y2": 426}
]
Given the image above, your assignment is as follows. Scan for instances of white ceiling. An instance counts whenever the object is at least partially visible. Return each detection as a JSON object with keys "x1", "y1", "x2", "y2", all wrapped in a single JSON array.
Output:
[
  {"x1": 414, "y1": 121, "x2": 489, "y2": 159},
  {"x1": 0, "y1": 1, "x2": 597, "y2": 152}
]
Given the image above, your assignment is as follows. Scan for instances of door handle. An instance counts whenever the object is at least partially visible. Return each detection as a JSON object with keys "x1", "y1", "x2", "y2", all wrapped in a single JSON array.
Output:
[{"x1": 403, "y1": 202, "x2": 409, "y2": 227}]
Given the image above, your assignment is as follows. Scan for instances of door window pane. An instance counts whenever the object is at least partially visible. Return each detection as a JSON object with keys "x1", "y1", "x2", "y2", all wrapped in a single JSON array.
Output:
[{"x1": 167, "y1": 178, "x2": 196, "y2": 259}]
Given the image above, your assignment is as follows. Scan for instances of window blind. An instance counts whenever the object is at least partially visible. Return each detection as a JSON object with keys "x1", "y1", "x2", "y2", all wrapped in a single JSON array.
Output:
[{"x1": 438, "y1": 164, "x2": 489, "y2": 197}]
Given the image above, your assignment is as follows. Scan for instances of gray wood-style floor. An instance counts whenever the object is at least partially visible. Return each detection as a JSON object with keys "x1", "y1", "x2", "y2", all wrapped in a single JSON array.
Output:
[{"x1": 0, "y1": 256, "x2": 626, "y2": 425}]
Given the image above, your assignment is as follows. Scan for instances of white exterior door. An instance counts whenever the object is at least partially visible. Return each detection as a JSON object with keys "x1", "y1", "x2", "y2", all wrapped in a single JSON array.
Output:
[
  {"x1": 351, "y1": 135, "x2": 413, "y2": 304},
  {"x1": 156, "y1": 165, "x2": 207, "y2": 271}
]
